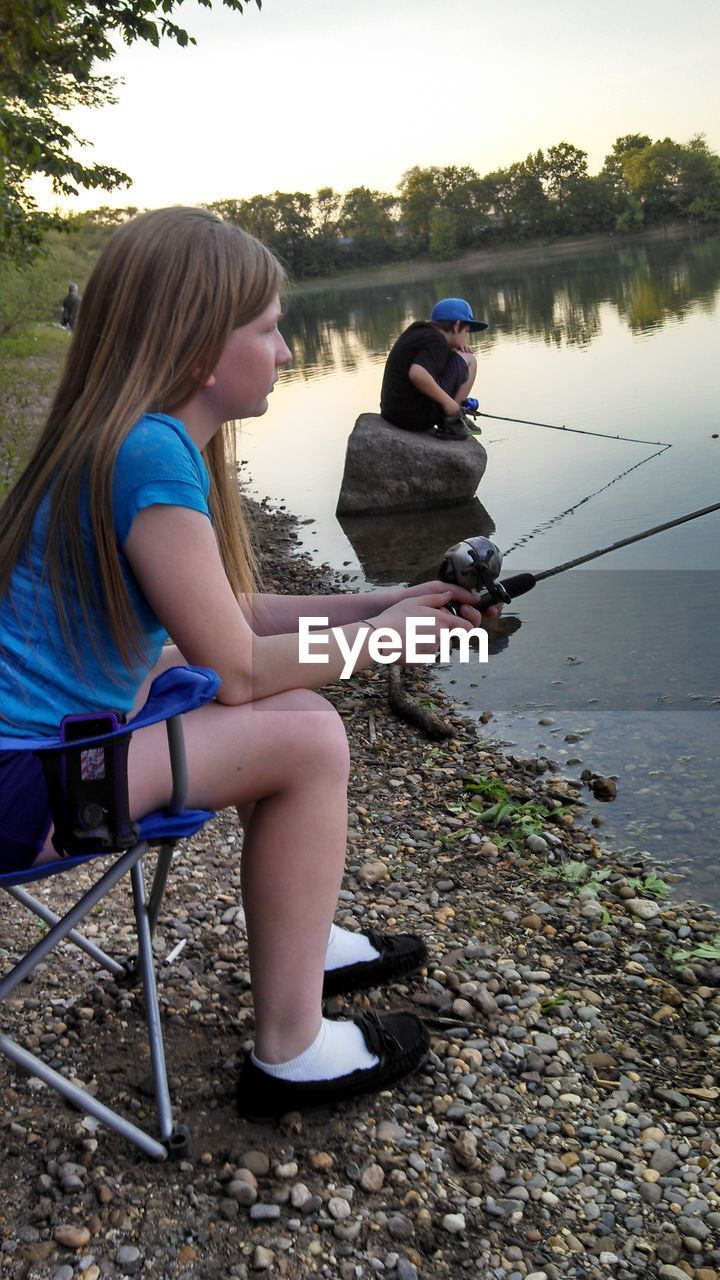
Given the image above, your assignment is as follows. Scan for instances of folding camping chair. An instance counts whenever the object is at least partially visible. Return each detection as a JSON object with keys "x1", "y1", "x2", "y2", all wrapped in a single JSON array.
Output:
[{"x1": 0, "y1": 664, "x2": 219, "y2": 1160}]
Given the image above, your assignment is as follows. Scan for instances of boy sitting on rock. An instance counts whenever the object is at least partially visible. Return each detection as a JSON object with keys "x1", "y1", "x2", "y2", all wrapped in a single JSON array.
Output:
[{"x1": 380, "y1": 297, "x2": 488, "y2": 440}]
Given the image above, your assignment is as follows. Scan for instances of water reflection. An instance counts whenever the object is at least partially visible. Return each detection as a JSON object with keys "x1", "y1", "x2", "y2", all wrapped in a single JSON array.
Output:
[
  {"x1": 281, "y1": 232, "x2": 720, "y2": 373},
  {"x1": 338, "y1": 499, "x2": 495, "y2": 585}
]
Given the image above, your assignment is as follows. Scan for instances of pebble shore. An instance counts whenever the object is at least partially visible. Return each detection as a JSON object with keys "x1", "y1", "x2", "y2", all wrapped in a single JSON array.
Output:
[{"x1": 1, "y1": 497, "x2": 718, "y2": 1280}]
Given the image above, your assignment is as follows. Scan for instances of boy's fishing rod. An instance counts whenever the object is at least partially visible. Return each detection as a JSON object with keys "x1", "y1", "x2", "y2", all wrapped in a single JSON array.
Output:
[
  {"x1": 440, "y1": 501, "x2": 720, "y2": 613},
  {"x1": 461, "y1": 400, "x2": 671, "y2": 449}
]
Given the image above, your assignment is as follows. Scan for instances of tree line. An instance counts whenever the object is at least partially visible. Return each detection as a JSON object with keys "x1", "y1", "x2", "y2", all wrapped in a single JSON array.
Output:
[
  {"x1": 196, "y1": 135, "x2": 720, "y2": 277},
  {"x1": 48, "y1": 133, "x2": 720, "y2": 284}
]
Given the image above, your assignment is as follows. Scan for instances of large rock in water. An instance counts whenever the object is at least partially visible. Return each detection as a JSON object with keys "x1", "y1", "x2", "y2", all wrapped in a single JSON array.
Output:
[{"x1": 336, "y1": 413, "x2": 488, "y2": 516}]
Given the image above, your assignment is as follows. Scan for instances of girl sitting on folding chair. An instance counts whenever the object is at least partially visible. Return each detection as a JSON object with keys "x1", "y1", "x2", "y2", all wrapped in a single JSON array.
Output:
[{"x1": 0, "y1": 207, "x2": 488, "y2": 1118}]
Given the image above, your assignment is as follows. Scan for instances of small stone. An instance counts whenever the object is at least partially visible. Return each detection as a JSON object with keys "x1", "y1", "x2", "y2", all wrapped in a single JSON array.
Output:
[
  {"x1": 360, "y1": 1163, "x2": 385, "y2": 1192},
  {"x1": 521, "y1": 914, "x2": 543, "y2": 930},
  {"x1": 333, "y1": 1217, "x2": 362, "y2": 1242},
  {"x1": 387, "y1": 1213, "x2": 414, "y2": 1241},
  {"x1": 358, "y1": 860, "x2": 388, "y2": 885},
  {"x1": 531, "y1": 1033, "x2": 559, "y2": 1054},
  {"x1": 227, "y1": 1180, "x2": 257, "y2": 1207},
  {"x1": 252, "y1": 1246, "x2": 275, "y2": 1271},
  {"x1": 649, "y1": 1149, "x2": 679, "y2": 1174},
  {"x1": 453, "y1": 1132, "x2": 478, "y2": 1168},
  {"x1": 653, "y1": 1005, "x2": 677, "y2": 1023},
  {"x1": 241, "y1": 1150, "x2": 270, "y2": 1176},
  {"x1": 442, "y1": 1213, "x2": 466, "y2": 1235},
  {"x1": 452, "y1": 998, "x2": 474, "y2": 1019},
  {"x1": 626, "y1": 898, "x2": 660, "y2": 921},
  {"x1": 396, "y1": 1261, "x2": 419, "y2": 1280},
  {"x1": 115, "y1": 1245, "x2": 142, "y2": 1275},
  {"x1": 310, "y1": 1150, "x2": 334, "y2": 1169},
  {"x1": 639, "y1": 1183, "x2": 663, "y2": 1205},
  {"x1": 641, "y1": 1126, "x2": 665, "y2": 1142},
  {"x1": 290, "y1": 1183, "x2": 313, "y2": 1209},
  {"x1": 376, "y1": 1120, "x2": 405, "y2": 1144},
  {"x1": 328, "y1": 1197, "x2": 352, "y2": 1221},
  {"x1": 54, "y1": 1226, "x2": 91, "y2": 1251},
  {"x1": 249, "y1": 1204, "x2": 281, "y2": 1222},
  {"x1": 591, "y1": 775, "x2": 617, "y2": 801}
]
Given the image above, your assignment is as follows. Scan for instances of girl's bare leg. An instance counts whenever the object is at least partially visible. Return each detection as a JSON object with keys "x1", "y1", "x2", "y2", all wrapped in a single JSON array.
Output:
[{"x1": 127, "y1": 683, "x2": 350, "y2": 1065}]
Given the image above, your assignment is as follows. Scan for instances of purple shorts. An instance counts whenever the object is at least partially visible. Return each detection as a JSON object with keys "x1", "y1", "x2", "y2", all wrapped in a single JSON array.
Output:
[{"x1": 0, "y1": 750, "x2": 53, "y2": 874}]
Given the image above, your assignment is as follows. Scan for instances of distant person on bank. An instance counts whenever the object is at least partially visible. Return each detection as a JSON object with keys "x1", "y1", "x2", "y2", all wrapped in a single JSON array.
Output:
[
  {"x1": 60, "y1": 284, "x2": 80, "y2": 330},
  {"x1": 380, "y1": 298, "x2": 488, "y2": 440}
]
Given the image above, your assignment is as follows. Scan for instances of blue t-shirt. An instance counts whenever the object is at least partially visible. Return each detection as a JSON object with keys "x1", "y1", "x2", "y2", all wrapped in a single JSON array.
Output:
[{"x1": 0, "y1": 413, "x2": 210, "y2": 737}]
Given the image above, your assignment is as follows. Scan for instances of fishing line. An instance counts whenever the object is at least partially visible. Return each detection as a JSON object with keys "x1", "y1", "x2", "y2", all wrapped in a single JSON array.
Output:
[{"x1": 503, "y1": 444, "x2": 672, "y2": 556}]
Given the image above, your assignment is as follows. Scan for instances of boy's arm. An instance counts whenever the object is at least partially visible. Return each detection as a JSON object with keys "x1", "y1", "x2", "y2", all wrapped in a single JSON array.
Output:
[{"x1": 408, "y1": 363, "x2": 459, "y2": 417}]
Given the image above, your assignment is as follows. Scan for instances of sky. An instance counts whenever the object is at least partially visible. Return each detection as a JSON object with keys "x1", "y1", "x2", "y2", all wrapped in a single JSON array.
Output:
[{"x1": 35, "y1": 0, "x2": 720, "y2": 213}]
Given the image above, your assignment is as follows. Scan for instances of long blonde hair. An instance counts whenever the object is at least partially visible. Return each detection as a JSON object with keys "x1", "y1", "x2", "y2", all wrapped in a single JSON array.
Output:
[{"x1": 0, "y1": 207, "x2": 285, "y2": 667}]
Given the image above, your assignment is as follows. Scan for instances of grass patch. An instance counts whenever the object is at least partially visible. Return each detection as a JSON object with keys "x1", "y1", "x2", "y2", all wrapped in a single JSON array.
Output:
[
  {"x1": 666, "y1": 934, "x2": 720, "y2": 967},
  {"x1": 0, "y1": 325, "x2": 67, "y2": 497},
  {"x1": 447, "y1": 773, "x2": 572, "y2": 853}
]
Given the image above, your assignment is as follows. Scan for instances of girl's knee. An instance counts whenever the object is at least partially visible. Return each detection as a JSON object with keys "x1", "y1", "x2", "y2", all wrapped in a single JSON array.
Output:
[{"x1": 273, "y1": 689, "x2": 350, "y2": 781}]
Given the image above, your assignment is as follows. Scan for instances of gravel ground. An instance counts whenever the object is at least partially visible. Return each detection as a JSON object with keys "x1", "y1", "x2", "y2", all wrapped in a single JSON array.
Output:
[{"x1": 1, "y1": 497, "x2": 718, "y2": 1280}]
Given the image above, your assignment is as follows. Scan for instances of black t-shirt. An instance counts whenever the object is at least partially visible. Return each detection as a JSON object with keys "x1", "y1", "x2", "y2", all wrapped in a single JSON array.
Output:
[{"x1": 380, "y1": 321, "x2": 452, "y2": 432}]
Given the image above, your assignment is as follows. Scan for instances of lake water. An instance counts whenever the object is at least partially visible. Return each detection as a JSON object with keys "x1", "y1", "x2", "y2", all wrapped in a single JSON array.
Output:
[{"x1": 237, "y1": 231, "x2": 720, "y2": 908}]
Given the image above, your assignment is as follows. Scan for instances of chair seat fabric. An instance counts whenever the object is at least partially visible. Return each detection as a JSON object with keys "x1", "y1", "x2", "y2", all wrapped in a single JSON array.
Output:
[{"x1": 0, "y1": 806, "x2": 214, "y2": 888}]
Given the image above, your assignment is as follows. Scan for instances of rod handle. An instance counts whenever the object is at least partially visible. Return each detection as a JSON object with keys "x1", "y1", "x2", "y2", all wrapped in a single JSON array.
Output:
[{"x1": 447, "y1": 572, "x2": 538, "y2": 616}]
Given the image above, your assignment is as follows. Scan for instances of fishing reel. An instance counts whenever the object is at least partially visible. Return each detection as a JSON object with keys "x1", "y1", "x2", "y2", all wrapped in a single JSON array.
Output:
[
  {"x1": 439, "y1": 535, "x2": 513, "y2": 613},
  {"x1": 461, "y1": 397, "x2": 479, "y2": 417}
]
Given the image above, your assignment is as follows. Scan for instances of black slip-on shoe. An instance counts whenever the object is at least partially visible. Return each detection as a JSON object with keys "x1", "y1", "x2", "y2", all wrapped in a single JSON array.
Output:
[
  {"x1": 437, "y1": 414, "x2": 470, "y2": 441},
  {"x1": 236, "y1": 1010, "x2": 430, "y2": 1121},
  {"x1": 322, "y1": 929, "x2": 428, "y2": 998}
]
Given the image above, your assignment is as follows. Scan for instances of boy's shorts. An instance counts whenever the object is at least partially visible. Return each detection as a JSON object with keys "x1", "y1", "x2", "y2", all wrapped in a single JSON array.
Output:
[
  {"x1": 0, "y1": 750, "x2": 53, "y2": 874},
  {"x1": 438, "y1": 351, "x2": 469, "y2": 400}
]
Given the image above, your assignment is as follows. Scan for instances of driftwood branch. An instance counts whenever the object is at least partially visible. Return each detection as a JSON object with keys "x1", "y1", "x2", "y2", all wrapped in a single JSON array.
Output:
[{"x1": 386, "y1": 665, "x2": 455, "y2": 739}]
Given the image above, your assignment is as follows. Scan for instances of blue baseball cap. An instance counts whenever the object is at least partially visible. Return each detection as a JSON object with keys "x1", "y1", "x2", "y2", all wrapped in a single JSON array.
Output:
[{"x1": 431, "y1": 297, "x2": 488, "y2": 331}]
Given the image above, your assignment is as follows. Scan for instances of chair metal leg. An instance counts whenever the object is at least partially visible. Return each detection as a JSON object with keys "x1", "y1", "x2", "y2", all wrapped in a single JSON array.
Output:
[
  {"x1": 130, "y1": 859, "x2": 184, "y2": 1152},
  {"x1": 5, "y1": 885, "x2": 126, "y2": 978},
  {"x1": 0, "y1": 1034, "x2": 167, "y2": 1160},
  {"x1": 1, "y1": 842, "x2": 188, "y2": 1159},
  {"x1": 146, "y1": 843, "x2": 175, "y2": 936},
  {"x1": 0, "y1": 844, "x2": 148, "y2": 1000}
]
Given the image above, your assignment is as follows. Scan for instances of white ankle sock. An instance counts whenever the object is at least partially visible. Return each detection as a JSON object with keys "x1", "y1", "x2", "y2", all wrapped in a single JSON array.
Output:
[
  {"x1": 324, "y1": 924, "x2": 381, "y2": 972},
  {"x1": 252, "y1": 1017, "x2": 379, "y2": 1082}
]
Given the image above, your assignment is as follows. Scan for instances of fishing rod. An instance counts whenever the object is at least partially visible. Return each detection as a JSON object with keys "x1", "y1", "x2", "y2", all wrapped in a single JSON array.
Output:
[
  {"x1": 462, "y1": 401, "x2": 671, "y2": 449},
  {"x1": 440, "y1": 502, "x2": 720, "y2": 613}
]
